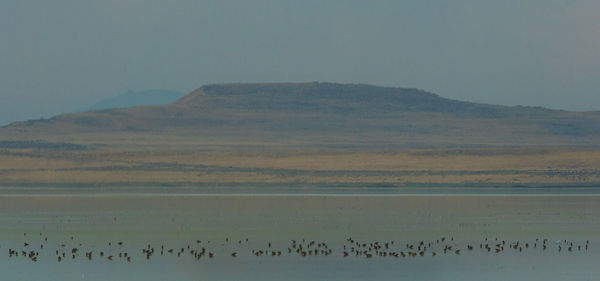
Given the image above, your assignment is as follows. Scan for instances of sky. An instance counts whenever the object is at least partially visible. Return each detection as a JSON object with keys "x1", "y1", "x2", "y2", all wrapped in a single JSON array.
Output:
[{"x1": 0, "y1": 0, "x2": 599, "y2": 125}]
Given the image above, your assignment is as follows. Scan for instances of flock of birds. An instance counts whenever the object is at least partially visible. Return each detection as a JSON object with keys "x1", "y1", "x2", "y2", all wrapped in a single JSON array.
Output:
[{"x1": 3, "y1": 232, "x2": 591, "y2": 263}]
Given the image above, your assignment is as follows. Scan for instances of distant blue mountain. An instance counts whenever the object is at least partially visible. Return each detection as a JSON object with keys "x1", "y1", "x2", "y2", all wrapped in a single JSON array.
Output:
[{"x1": 86, "y1": 90, "x2": 185, "y2": 111}]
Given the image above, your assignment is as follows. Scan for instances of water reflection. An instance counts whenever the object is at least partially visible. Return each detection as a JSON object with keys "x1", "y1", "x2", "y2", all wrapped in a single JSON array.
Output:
[{"x1": 0, "y1": 191, "x2": 598, "y2": 280}]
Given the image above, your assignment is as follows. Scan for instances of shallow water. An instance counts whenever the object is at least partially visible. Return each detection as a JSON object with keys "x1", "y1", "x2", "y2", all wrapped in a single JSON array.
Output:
[{"x1": 0, "y1": 188, "x2": 599, "y2": 281}]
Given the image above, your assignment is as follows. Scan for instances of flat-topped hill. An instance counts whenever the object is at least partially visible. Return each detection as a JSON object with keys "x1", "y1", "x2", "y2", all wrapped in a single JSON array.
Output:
[{"x1": 3, "y1": 82, "x2": 600, "y2": 148}]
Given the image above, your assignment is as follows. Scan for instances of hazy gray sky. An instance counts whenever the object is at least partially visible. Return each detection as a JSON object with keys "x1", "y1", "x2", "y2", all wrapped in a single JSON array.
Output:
[{"x1": 1, "y1": 0, "x2": 599, "y2": 125}]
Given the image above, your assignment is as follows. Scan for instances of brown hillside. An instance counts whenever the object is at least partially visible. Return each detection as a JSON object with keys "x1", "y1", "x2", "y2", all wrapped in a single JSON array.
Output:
[{"x1": 2, "y1": 82, "x2": 600, "y2": 148}]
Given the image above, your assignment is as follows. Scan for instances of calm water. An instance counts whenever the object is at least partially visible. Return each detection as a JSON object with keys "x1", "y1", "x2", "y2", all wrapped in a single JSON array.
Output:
[{"x1": 0, "y1": 187, "x2": 599, "y2": 281}]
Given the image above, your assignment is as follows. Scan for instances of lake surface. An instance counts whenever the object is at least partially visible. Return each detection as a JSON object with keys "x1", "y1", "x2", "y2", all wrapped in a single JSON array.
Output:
[{"x1": 0, "y1": 187, "x2": 598, "y2": 281}]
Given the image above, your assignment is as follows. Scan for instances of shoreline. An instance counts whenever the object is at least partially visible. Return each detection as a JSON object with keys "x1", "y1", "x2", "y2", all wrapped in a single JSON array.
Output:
[{"x1": 2, "y1": 185, "x2": 600, "y2": 196}]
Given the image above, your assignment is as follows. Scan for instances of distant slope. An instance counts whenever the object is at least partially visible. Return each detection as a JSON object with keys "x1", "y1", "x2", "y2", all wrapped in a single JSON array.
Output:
[
  {"x1": 86, "y1": 90, "x2": 184, "y2": 111},
  {"x1": 3, "y1": 83, "x2": 600, "y2": 148}
]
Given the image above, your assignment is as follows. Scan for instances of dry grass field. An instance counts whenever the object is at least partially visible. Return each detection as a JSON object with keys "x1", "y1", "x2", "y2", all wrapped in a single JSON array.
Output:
[{"x1": 1, "y1": 147, "x2": 599, "y2": 187}]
